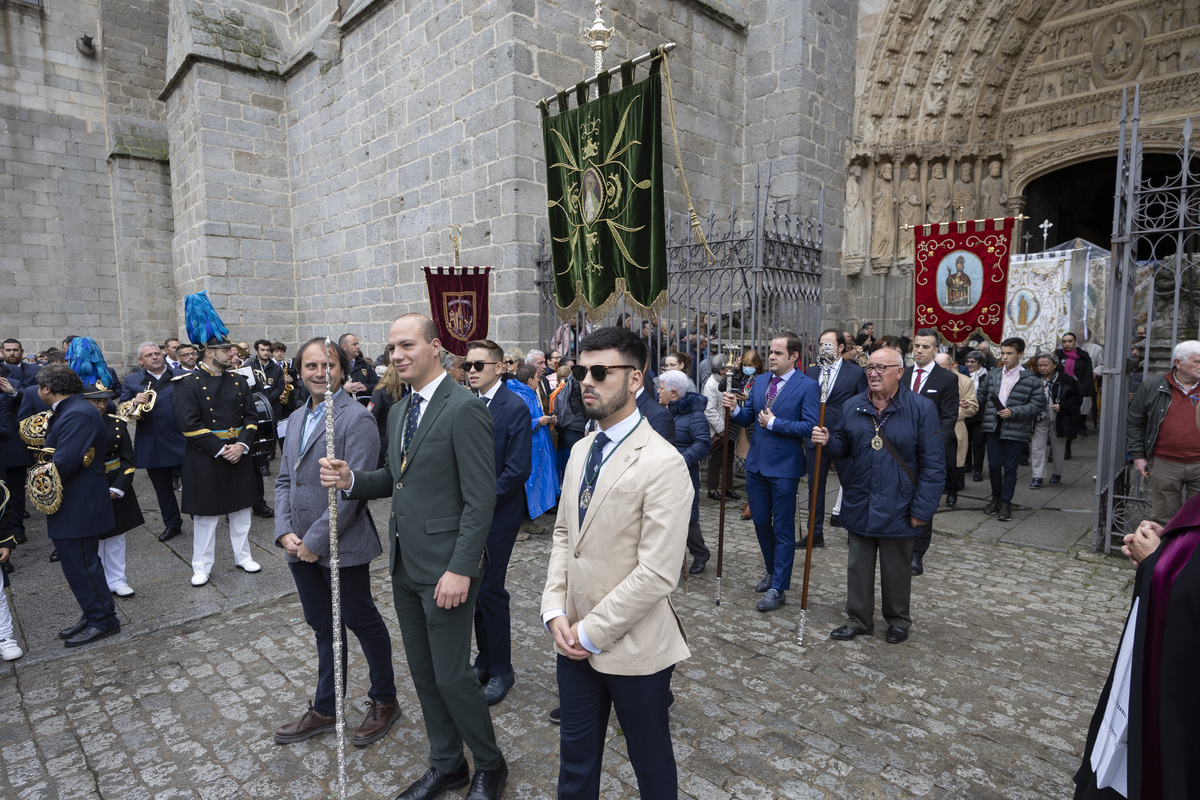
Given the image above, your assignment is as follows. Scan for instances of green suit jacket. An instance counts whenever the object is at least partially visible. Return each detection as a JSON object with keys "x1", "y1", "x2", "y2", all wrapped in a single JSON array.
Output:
[{"x1": 348, "y1": 373, "x2": 496, "y2": 584}]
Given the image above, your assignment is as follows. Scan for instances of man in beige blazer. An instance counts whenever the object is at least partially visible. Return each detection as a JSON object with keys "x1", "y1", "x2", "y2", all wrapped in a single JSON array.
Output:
[{"x1": 540, "y1": 326, "x2": 692, "y2": 800}]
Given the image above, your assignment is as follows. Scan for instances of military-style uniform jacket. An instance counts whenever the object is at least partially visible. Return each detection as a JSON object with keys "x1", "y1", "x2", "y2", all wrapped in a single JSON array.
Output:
[
  {"x1": 101, "y1": 414, "x2": 144, "y2": 539},
  {"x1": 119, "y1": 367, "x2": 188, "y2": 468},
  {"x1": 251, "y1": 358, "x2": 285, "y2": 419},
  {"x1": 174, "y1": 362, "x2": 258, "y2": 516},
  {"x1": 45, "y1": 394, "x2": 114, "y2": 540},
  {"x1": 348, "y1": 355, "x2": 379, "y2": 405}
]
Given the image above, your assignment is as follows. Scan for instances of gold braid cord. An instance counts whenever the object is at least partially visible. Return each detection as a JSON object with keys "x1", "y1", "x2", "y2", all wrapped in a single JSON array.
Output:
[
  {"x1": 661, "y1": 52, "x2": 716, "y2": 266},
  {"x1": 28, "y1": 461, "x2": 63, "y2": 515},
  {"x1": 19, "y1": 411, "x2": 52, "y2": 447}
]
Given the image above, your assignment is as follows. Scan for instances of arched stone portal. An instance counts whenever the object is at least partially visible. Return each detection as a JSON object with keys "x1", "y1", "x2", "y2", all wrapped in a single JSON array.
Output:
[{"x1": 838, "y1": 0, "x2": 1200, "y2": 333}]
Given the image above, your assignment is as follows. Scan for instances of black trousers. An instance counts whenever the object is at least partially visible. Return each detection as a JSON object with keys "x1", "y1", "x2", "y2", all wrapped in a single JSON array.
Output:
[
  {"x1": 846, "y1": 531, "x2": 913, "y2": 633},
  {"x1": 55, "y1": 537, "x2": 119, "y2": 630},
  {"x1": 145, "y1": 466, "x2": 182, "y2": 529},
  {"x1": 965, "y1": 420, "x2": 986, "y2": 473},
  {"x1": 473, "y1": 528, "x2": 519, "y2": 679},
  {"x1": 4, "y1": 466, "x2": 27, "y2": 534}
]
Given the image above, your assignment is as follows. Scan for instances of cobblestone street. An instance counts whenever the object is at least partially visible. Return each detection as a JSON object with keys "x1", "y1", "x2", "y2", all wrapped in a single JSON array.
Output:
[{"x1": 0, "y1": 436, "x2": 1135, "y2": 799}]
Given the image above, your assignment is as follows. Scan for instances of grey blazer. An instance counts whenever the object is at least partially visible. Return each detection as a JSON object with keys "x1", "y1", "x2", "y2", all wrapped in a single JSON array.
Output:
[{"x1": 274, "y1": 390, "x2": 382, "y2": 568}]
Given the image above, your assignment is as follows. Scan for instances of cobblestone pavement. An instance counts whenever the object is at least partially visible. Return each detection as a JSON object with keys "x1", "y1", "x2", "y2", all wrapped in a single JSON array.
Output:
[{"x1": 0, "y1": 436, "x2": 1135, "y2": 799}]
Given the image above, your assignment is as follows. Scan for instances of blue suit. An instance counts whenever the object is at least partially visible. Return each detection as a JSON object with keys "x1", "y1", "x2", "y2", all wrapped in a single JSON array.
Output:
[
  {"x1": 730, "y1": 369, "x2": 819, "y2": 591},
  {"x1": 45, "y1": 394, "x2": 119, "y2": 631},
  {"x1": 805, "y1": 361, "x2": 868, "y2": 540},
  {"x1": 637, "y1": 386, "x2": 675, "y2": 442},
  {"x1": 474, "y1": 379, "x2": 533, "y2": 681},
  {"x1": 121, "y1": 368, "x2": 187, "y2": 530}
]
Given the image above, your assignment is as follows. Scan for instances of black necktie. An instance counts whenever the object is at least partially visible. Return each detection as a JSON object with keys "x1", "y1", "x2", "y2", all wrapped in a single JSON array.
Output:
[
  {"x1": 400, "y1": 393, "x2": 422, "y2": 471},
  {"x1": 578, "y1": 432, "x2": 610, "y2": 527}
]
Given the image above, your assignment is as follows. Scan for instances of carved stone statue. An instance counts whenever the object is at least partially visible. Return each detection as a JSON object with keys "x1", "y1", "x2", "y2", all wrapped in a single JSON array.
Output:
[
  {"x1": 842, "y1": 164, "x2": 867, "y2": 275},
  {"x1": 927, "y1": 162, "x2": 952, "y2": 225},
  {"x1": 952, "y1": 162, "x2": 978, "y2": 221},
  {"x1": 897, "y1": 162, "x2": 923, "y2": 269},
  {"x1": 1101, "y1": 19, "x2": 1134, "y2": 78},
  {"x1": 980, "y1": 160, "x2": 1008, "y2": 219},
  {"x1": 870, "y1": 162, "x2": 897, "y2": 273}
]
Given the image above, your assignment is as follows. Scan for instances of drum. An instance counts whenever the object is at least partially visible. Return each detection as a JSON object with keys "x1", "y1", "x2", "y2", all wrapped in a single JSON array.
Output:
[{"x1": 250, "y1": 392, "x2": 277, "y2": 459}]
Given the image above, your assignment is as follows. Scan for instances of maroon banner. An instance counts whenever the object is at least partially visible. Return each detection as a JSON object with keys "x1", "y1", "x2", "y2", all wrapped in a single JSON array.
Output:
[
  {"x1": 423, "y1": 266, "x2": 491, "y2": 356},
  {"x1": 913, "y1": 218, "x2": 1015, "y2": 345}
]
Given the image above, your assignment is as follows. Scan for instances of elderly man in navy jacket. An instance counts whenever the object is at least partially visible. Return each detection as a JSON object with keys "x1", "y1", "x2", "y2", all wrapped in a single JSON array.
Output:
[
  {"x1": 722, "y1": 331, "x2": 819, "y2": 611},
  {"x1": 121, "y1": 342, "x2": 187, "y2": 541},
  {"x1": 37, "y1": 365, "x2": 121, "y2": 647},
  {"x1": 811, "y1": 346, "x2": 945, "y2": 644}
]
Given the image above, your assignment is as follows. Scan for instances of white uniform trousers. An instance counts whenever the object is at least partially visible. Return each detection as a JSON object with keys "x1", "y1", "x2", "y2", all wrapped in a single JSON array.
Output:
[
  {"x1": 0, "y1": 586, "x2": 13, "y2": 640},
  {"x1": 98, "y1": 534, "x2": 127, "y2": 591},
  {"x1": 191, "y1": 508, "x2": 253, "y2": 575}
]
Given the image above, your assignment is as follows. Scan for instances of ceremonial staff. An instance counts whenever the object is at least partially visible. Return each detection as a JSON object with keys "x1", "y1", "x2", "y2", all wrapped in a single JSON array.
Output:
[
  {"x1": 797, "y1": 341, "x2": 837, "y2": 646},
  {"x1": 715, "y1": 350, "x2": 738, "y2": 606},
  {"x1": 323, "y1": 338, "x2": 347, "y2": 799}
]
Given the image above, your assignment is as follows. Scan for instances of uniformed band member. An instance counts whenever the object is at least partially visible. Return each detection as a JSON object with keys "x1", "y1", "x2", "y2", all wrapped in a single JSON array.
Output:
[
  {"x1": 1, "y1": 338, "x2": 40, "y2": 544},
  {"x1": 340, "y1": 333, "x2": 380, "y2": 406},
  {"x1": 120, "y1": 342, "x2": 187, "y2": 542},
  {"x1": 176, "y1": 291, "x2": 262, "y2": 587},
  {"x1": 250, "y1": 338, "x2": 284, "y2": 517},
  {"x1": 36, "y1": 358, "x2": 121, "y2": 647},
  {"x1": 83, "y1": 370, "x2": 143, "y2": 599}
]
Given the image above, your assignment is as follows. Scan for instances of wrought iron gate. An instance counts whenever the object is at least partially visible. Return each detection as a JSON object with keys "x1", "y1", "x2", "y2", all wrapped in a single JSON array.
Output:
[
  {"x1": 535, "y1": 163, "x2": 824, "y2": 380},
  {"x1": 1093, "y1": 92, "x2": 1200, "y2": 552}
]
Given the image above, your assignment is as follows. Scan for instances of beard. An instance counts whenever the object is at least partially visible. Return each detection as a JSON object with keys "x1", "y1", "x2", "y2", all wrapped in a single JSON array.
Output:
[{"x1": 582, "y1": 382, "x2": 630, "y2": 421}]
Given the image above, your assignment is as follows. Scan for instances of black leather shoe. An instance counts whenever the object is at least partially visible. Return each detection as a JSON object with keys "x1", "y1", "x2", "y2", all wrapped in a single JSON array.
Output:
[
  {"x1": 707, "y1": 490, "x2": 723, "y2": 502},
  {"x1": 465, "y1": 758, "x2": 508, "y2": 800},
  {"x1": 983, "y1": 500, "x2": 998, "y2": 515},
  {"x1": 472, "y1": 663, "x2": 488, "y2": 685},
  {"x1": 797, "y1": 536, "x2": 825, "y2": 548},
  {"x1": 946, "y1": 492, "x2": 957, "y2": 507},
  {"x1": 0, "y1": 562, "x2": 11, "y2": 575},
  {"x1": 1030, "y1": 478, "x2": 1043, "y2": 489},
  {"x1": 49, "y1": 549, "x2": 59, "y2": 562},
  {"x1": 754, "y1": 575, "x2": 771, "y2": 593},
  {"x1": 756, "y1": 589, "x2": 785, "y2": 611},
  {"x1": 158, "y1": 526, "x2": 181, "y2": 542},
  {"x1": 885, "y1": 626, "x2": 909, "y2": 644},
  {"x1": 64, "y1": 625, "x2": 119, "y2": 648},
  {"x1": 14, "y1": 531, "x2": 26, "y2": 544},
  {"x1": 395, "y1": 761, "x2": 470, "y2": 800},
  {"x1": 548, "y1": 706, "x2": 561, "y2": 724},
  {"x1": 911, "y1": 553, "x2": 924, "y2": 576},
  {"x1": 58, "y1": 615, "x2": 88, "y2": 639},
  {"x1": 725, "y1": 489, "x2": 740, "y2": 500},
  {"x1": 1019, "y1": 456, "x2": 1030, "y2": 466},
  {"x1": 829, "y1": 513, "x2": 841, "y2": 528},
  {"x1": 1049, "y1": 474, "x2": 1061, "y2": 485},
  {"x1": 483, "y1": 671, "x2": 514, "y2": 705},
  {"x1": 997, "y1": 502, "x2": 1013, "y2": 522},
  {"x1": 830, "y1": 625, "x2": 859, "y2": 640},
  {"x1": 972, "y1": 471, "x2": 983, "y2": 482},
  {"x1": 253, "y1": 504, "x2": 275, "y2": 518},
  {"x1": 688, "y1": 556, "x2": 708, "y2": 574}
]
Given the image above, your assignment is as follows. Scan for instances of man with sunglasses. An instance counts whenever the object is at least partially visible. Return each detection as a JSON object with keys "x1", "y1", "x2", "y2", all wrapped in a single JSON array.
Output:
[
  {"x1": 721, "y1": 331, "x2": 819, "y2": 611},
  {"x1": 541, "y1": 326, "x2": 692, "y2": 800},
  {"x1": 464, "y1": 339, "x2": 532, "y2": 706}
]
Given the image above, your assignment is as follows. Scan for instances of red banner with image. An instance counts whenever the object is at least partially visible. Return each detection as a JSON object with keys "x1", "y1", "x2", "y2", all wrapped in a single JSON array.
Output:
[
  {"x1": 423, "y1": 266, "x2": 492, "y2": 356},
  {"x1": 913, "y1": 218, "x2": 1015, "y2": 345}
]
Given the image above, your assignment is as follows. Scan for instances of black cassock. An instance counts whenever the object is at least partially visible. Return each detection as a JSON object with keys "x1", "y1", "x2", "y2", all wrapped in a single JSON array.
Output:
[
  {"x1": 174, "y1": 364, "x2": 258, "y2": 516},
  {"x1": 101, "y1": 414, "x2": 144, "y2": 538}
]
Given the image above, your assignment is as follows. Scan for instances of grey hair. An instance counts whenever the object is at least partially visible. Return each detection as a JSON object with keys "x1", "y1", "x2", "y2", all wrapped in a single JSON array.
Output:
[
  {"x1": 1034, "y1": 351, "x2": 1059, "y2": 366},
  {"x1": 1173, "y1": 340, "x2": 1200, "y2": 362},
  {"x1": 137, "y1": 341, "x2": 161, "y2": 356},
  {"x1": 525, "y1": 350, "x2": 545, "y2": 364},
  {"x1": 440, "y1": 351, "x2": 457, "y2": 370},
  {"x1": 709, "y1": 354, "x2": 727, "y2": 372},
  {"x1": 658, "y1": 369, "x2": 690, "y2": 395}
]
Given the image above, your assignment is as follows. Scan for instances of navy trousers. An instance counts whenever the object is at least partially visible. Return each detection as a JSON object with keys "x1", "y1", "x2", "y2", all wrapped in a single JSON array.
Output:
[
  {"x1": 55, "y1": 537, "x2": 119, "y2": 630},
  {"x1": 146, "y1": 466, "x2": 182, "y2": 529},
  {"x1": 986, "y1": 434, "x2": 1023, "y2": 503},
  {"x1": 473, "y1": 528, "x2": 519, "y2": 679},
  {"x1": 289, "y1": 561, "x2": 396, "y2": 717},
  {"x1": 557, "y1": 654, "x2": 677, "y2": 800},
  {"x1": 746, "y1": 471, "x2": 799, "y2": 591}
]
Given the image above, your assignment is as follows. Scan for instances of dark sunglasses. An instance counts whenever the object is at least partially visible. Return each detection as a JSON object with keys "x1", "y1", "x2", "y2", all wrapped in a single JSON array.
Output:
[
  {"x1": 464, "y1": 360, "x2": 500, "y2": 372},
  {"x1": 571, "y1": 364, "x2": 636, "y2": 382},
  {"x1": 504, "y1": 359, "x2": 514, "y2": 365}
]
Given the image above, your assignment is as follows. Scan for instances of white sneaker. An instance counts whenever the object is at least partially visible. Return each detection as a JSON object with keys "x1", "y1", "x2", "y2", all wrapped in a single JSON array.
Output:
[
  {"x1": 112, "y1": 584, "x2": 136, "y2": 598},
  {"x1": 236, "y1": 559, "x2": 261, "y2": 573},
  {"x1": 0, "y1": 638, "x2": 23, "y2": 661},
  {"x1": 191, "y1": 572, "x2": 209, "y2": 587}
]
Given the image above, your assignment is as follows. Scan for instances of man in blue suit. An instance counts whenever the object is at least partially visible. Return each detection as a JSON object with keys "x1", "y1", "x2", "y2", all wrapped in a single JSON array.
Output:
[
  {"x1": 802, "y1": 329, "x2": 868, "y2": 548},
  {"x1": 36, "y1": 365, "x2": 121, "y2": 647},
  {"x1": 466, "y1": 339, "x2": 532, "y2": 706},
  {"x1": 636, "y1": 369, "x2": 675, "y2": 442},
  {"x1": 120, "y1": 342, "x2": 188, "y2": 541},
  {"x1": 723, "y1": 331, "x2": 819, "y2": 611}
]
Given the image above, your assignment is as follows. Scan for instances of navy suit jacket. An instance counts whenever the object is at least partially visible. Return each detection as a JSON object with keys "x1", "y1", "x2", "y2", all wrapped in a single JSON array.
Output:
[
  {"x1": 487, "y1": 381, "x2": 532, "y2": 533},
  {"x1": 4, "y1": 362, "x2": 40, "y2": 389},
  {"x1": 121, "y1": 368, "x2": 187, "y2": 467},
  {"x1": 45, "y1": 394, "x2": 114, "y2": 540},
  {"x1": 730, "y1": 369, "x2": 819, "y2": 479},
  {"x1": 805, "y1": 361, "x2": 868, "y2": 440},
  {"x1": 637, "y1": 386, "x2": 675, "y2": 442}
]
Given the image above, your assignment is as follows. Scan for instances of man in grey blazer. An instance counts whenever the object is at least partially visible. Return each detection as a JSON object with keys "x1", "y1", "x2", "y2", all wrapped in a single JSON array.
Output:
[
  {"x1": 273, "y1": 338, "x2": 400, "y2": 748},
  {"x1": 322, "y1": 314, "x2": 507, "y2": 800}
]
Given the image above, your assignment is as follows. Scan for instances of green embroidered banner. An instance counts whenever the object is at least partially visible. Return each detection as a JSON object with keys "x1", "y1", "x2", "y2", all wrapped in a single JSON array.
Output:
[{"x1": 541, "y1": 70, "x2": 666, "y2": 320}]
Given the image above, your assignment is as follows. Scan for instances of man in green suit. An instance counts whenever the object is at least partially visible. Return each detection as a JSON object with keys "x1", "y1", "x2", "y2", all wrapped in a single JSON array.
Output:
[{"x1": 322, "y1": 313, "x2": 507, "y2": 800}]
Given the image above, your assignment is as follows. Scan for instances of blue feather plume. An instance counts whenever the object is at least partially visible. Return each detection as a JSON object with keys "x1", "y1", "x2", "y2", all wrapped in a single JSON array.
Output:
[
  {"x1": 184, "y1": 290, "x2": 230, "y2": 346},
  {"x1": 65, "y1": 337, "x2": 113, "y2": 389}
]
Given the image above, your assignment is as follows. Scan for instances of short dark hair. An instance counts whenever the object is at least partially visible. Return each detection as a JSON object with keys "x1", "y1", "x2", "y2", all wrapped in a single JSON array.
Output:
[
  {"x1": 164, "y1": 337, "x2": 180, "y2": 346},
  {"x1": 36, "y1": 364, "x2": 83, "y2": 395},
  {"x1": 820, "y1": 328, "x2": 845, "y2": 353},
  {"x1": 773, "y1": 330, "x2": 804, "y2": 358},
  {"x1": 297, "y1": 338, "x2": 351, "y2": 385},
  {"x1": 1001, "y1": 337, "x2": 1026, "y2": 353},
  {"x1": 3, "y1": 338, "x2": 22, "y2": 347},
  {"x1": 1062, "y1": 331, "x2": 1077, "y2": 340},
  {"x1": 514, "y1": 363, "x2": 538, "y2": 384},
  {"x1": 44, "y1": 348, "x2": 67, "y2": 364},
  {"x1": 466, "y1": 339, "x2": 505, "y2": 362},
  {"x1": 61, "y1": 335, "x2": 77, "y2": 348},
  {"x1": 579, "y1": 326, "x2": 648, "y2": 368},
  {"x1": 964, "y1": 350, "x2": 985, "y2": 364},
  {"x1": 271, "y1": 341, "x2": 287, "y2": 352},
  {"x1": 254, "y1": 339, "x2": 272, "y2": 350},
  {"x1": 177, "y1": 343, "x2": 197, "y2": 355},
  {"x1": 914, "y1": 328, "x2": 939, "y2": 342}
]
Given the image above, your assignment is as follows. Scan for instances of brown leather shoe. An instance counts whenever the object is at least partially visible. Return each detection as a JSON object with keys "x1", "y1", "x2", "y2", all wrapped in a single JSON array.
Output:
[
  {"x1": 353, "y1": 698, "x2": 401, "y2": 746},
  {"x1": 274, "y1": 702, "x2": 336, "y2": 744},
  {"x1": 741, "y1": 505, "x2": 753, "y2": 520}
]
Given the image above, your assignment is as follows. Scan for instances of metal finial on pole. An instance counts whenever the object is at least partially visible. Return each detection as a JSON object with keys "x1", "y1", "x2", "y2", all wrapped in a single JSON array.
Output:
[
  {"x1": 1039, "y1": 219, "x2": 1053, "y2": 251},
  {"x1": 448, "y1": 225, "x2": 462, "y2": 267},
  {"x1": 324, "y1": 338, "x2": 347, "y2": 799},
  {"x1": 584, "y1": 0, "x2": 614, "y2": 99}
]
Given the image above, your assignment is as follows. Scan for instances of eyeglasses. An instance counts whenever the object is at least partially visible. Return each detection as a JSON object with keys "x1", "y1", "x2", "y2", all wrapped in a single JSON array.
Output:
[
  {"x1": 464, "y1": 360, "x2": 500, "y2": 373},
  {"x1": 863, "y1": 363, "x2": 902, "y2": 374},
  {"x1": 571, "y1": 364, "x2": 636, "y2": 382}
]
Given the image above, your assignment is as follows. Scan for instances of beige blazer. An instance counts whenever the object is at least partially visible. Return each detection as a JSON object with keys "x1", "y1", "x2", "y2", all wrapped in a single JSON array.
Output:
[
  {"x1": 954, "y1": 370, "x2": 979, "y2": 467},
  {"x1": 541, "y1": 419, "x2": 692, "y2": 676}
]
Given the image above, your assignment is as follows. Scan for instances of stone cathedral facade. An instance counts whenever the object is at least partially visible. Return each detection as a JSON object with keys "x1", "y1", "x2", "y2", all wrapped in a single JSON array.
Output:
[{"x1": 2, "y1": 0, "x2": 1198, "y2": 366}]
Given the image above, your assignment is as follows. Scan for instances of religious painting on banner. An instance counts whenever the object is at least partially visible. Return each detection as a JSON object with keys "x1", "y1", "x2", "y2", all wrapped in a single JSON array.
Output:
[
  {"x1": 1002, "y1": 255, "x2": 1068, "y2": 354},
  {"x1": 422, "y1": 266, "x2": 491, "y2": 357},
  {"x1": 913, "y1": 218, "x2": 1016, "y2": 345},
  {"x1": 540, "y1": 67, "x2": 667, "y2": 320}
]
